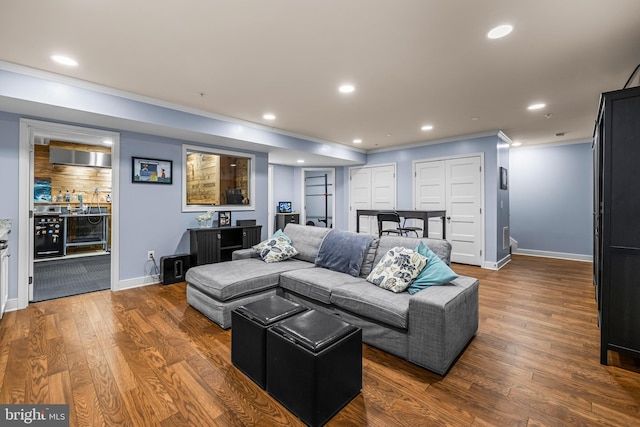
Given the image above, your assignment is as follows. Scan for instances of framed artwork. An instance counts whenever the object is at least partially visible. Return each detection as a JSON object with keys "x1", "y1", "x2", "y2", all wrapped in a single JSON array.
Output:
[
  {"x1": 500, "y1": 167, "x2": 508, "y2": 190},
  {"x1": 218, "y1": 211, "x2": 231, "y2": 227},
  {"x1": 132, "y1": 157, "x2": 173, "y2": 184},
  {"x1": 34, "y1": 177, "x2": 52, "y2": 202}
]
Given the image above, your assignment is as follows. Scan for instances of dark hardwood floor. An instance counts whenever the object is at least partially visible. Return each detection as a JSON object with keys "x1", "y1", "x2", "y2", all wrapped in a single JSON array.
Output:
[{"x1": 0, "y1": 255, "x2": 639, "y2": 426}]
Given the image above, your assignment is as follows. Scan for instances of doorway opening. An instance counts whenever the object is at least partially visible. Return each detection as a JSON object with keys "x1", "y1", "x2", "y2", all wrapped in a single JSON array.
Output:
[
  {"x1": 302, "y1": 168, "x2": 335, "y2": 228},
  {"x1": 18, "y1": 119, "x2": 120, "y2": 308}
]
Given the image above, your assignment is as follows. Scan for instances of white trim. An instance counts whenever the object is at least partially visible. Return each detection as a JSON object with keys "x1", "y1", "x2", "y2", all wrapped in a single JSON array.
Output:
[
  {"x1": 4, "y1": 298, "x2": 19, "y2": 313},
  {"x1": 268, "y1": 165, "x2": 274, "y2": 236},
  {"x1": 369, "y1": 131, "x2": 504, "y2": 154},
  {"x1": 181, "y1": 144, "x2": 256, "y2": 213},
  {"x1": 300, "y1": 168, "x2": 336, "y2": 228},
  {"x1": 497, "y1": 254, "x2": 512, "y2": 269},
  {"x1": 510, "y1": 138, "x2": 591, "y2": 150},
  {"x1": 18, "y1": 119, "x2": 120, "y2": 306},
  {"x1": 512, "y1": 248, "x2": 593, "y2": 262},
  {"x1": 117, "y1": 276, "x2": 159, "y2": 291}
]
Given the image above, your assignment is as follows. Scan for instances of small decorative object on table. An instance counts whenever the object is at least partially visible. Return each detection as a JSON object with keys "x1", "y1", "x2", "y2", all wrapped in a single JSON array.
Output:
[
  {"x1": 218, "y1": 211, "x2": 231, "y2": 227},
  {"x1": 196, "y1": 210, "x2": 216, "y2": 228}
]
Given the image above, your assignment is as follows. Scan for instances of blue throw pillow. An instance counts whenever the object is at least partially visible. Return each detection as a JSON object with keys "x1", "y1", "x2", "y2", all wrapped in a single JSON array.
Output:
[
  {"x1": 272, "y1": 229, "x2": 291, "y2": 243},
  {"x1": 408, "y1": 241, "x2": 459, "y2": 294}
]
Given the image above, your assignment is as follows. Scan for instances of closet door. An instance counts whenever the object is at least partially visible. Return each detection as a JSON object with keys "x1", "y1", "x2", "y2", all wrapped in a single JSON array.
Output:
[
  {"x1": 414, "y1": 160, "x2": 446, "y2": 239},
  {"x1": 349, "y1": 164, "x2": 396, "y2": 234},
  {"x1": 414, "y1": 156, "x2": 483, "y2": 266},
  {"x1": 446, "y1": 156, "x2": 483, "y2": 266}
]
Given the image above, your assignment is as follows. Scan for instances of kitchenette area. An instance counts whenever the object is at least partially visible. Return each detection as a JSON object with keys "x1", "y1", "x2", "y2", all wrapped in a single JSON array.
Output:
[{"x1": 32, "y1": 139, "x2": 112, "y2": 301}]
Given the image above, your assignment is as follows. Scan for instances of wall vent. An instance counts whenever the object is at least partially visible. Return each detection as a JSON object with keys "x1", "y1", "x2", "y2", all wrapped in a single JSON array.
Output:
[{"x1": 503, "y1": 226, "x2": 510, "y2": 250}]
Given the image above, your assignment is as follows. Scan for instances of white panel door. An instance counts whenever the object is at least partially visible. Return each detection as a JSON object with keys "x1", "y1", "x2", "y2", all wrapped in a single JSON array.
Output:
[
  {"x1": 414, "y1": 160, "x2": 445, "y2": 239},
  {"x1": 370, "y1": 165, "x2": 396, "y2": 236},
  {"x1": 349, "y1": 165, "x2": 396, "y2": 234},
  {"x1": 446, "y1": 156, "x2": 482, "y2": 265},
  {"x1": 349, "y1": 167, "x2": 373, "y2": 233}
]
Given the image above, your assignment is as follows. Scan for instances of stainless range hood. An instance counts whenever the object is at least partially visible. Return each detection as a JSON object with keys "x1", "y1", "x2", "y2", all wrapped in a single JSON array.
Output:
[{"x1": 49, "y1": 147, "x2": 111, "y2": 168}]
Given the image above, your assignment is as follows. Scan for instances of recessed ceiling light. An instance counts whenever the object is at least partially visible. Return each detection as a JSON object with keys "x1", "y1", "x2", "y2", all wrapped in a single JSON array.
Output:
[
  {"x1": 51, "y1": 55, "x2": 78, "y2": 67},
  {"x1": 511, "y1": 141, "x2": 522, "y2": 147},
  {"x1": 339, "y1": 84, "x2": 355, "y2": 93},
  {"x1": 487, "y1": 24, "x2": 513, "y2": 39},
  {"x1": 421, "y1": 125, "x2": 434, "y2": 131},
  {"x1": 353, "y1": 139, "x2": 362, "y2": 144},
  {"x1": 471, "y1": 116, "x2": 479, "y2": 121},
  {"x1": 527, "y1": 103, "x2": 546, "y2": 110},
  {"x1": 297, "y1": 159, "x2": 305, "y2": 163},
  {"x1": 263, "y1": 113, "x2": 276, "y2": 120}
]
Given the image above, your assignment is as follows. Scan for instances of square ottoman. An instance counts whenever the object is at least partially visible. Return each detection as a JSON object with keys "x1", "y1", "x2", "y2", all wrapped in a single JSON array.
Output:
[
  {"x1": 266, "y1": 310, "x2": 362, "y2": 427},
  {"x1": 231, "y1": 295, "x2": 307, "y2": 389}
]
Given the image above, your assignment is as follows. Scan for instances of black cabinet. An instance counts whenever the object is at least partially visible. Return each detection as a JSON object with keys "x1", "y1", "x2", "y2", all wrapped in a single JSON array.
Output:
[
  {"x1": 593, "y1": 86, "x2": 640, "y2": 364},
  {"x1": 276, "y1": 213, "x2": 299, "y2": 230},
  {"x1": 190, "y1": 225, "x2": 262, "y2": 265}
]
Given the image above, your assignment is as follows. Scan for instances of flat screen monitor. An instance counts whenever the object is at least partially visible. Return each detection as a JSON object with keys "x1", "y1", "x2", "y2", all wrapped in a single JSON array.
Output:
[{"x1": 278, "y1": 201, "x2": 292, "y2": 213}]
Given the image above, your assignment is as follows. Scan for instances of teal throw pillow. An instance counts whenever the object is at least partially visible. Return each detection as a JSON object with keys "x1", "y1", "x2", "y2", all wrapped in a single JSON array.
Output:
[
  {"x1": 272, "y1": 229, "x2": 291, "y2": 243},
  {"x1": 408, "y1": 242, "x2": 459, "y2": 294}
]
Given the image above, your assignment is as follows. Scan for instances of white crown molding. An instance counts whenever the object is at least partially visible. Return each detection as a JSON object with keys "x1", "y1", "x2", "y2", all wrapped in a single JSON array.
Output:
[{"x1": 368, "y1": 130, "x2": 506, "y2": 154}]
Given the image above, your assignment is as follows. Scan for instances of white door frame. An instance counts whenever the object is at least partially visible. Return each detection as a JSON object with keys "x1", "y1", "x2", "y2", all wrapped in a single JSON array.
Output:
[
  {"x1": 412, "y1": 153, "x2": 485, "y2": 266},
  {"x1": 300, "y1": 168, "x2": 336, "y2": 227},
  {"x1": 268, "y1": 165, "x2": 274, "y2": 236},
  {"x1": 18, "y1": 119, "x2": 120, "y2": 309}
]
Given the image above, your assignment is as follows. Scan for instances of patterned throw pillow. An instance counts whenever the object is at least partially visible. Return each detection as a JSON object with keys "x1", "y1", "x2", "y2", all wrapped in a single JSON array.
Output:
[
  {"x1": 253, "y1": 235, "x2": 298, "y2": 263},
  {"x1": 366, "y1": 246, "x2": 427, "y2": 293}
]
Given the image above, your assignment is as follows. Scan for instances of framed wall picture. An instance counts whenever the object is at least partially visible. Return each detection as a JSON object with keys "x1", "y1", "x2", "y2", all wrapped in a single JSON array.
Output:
[
  {"x1": 132, "y1": 157, "x2": 173, "y2": 184},
  {"x1": 500, "y1": 167, "x2": 508, "y2": 190},
  {"x1": 218, "y1": 211, "x2": 231, "y2": 227}
]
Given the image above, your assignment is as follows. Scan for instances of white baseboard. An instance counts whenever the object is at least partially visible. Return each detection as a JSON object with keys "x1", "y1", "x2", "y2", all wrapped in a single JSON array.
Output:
[
  {"x1": 116, "y1": 275, "x2": 160, "y2": 291},
  {"x1": 512, "y1": 248, "x2": 593, "y2": 262},
  {"x1": 482, "y1": 254, "x2": 512, "y2": 270},
  {"x1": 4, "y1": 297, "x2": 19, "y2": 313}
]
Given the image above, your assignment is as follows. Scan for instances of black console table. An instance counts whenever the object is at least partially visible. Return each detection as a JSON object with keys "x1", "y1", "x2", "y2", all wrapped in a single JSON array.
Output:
[
  {"x1": 189, "y1": 225, "x2": 262, "y2": 265},
  {"x1": 355, "y1": 210, "x2": 446, "y2": 239}
]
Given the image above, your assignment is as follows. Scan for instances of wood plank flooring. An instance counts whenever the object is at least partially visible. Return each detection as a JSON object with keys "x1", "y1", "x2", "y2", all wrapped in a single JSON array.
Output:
[{"x1": 1, "y1": 255, "x2": 639, "y2": 426}]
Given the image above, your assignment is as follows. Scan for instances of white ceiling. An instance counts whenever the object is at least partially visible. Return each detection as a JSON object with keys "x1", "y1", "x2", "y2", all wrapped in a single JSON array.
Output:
[{"x1": 1, "y1": 0, "x2": 639, "y2": 156}]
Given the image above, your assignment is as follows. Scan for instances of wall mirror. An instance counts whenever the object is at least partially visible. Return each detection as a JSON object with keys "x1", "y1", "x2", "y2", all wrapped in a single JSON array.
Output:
[{"x1": 182, "y1": 144, "x2": 255, "y2": 212}]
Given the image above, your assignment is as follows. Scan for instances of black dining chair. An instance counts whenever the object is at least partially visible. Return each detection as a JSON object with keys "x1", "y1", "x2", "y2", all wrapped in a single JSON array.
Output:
[
  {"x1": 377, "y1": 212, "x2": 405, "y2": 237},
  {"x1": 401, "y1": 215, "x2": 423, "y2": 238}
]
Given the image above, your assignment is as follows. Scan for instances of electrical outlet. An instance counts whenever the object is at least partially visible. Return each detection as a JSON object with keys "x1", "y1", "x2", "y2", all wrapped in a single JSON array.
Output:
[{"x1": 147, "y1": 251, "x2": 155, "y2": 261}]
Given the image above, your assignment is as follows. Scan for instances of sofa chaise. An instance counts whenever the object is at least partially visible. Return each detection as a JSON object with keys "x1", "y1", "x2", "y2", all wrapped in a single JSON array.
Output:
[{"x1": 185, "y1": 223, "x2": 479, "y2": 375}]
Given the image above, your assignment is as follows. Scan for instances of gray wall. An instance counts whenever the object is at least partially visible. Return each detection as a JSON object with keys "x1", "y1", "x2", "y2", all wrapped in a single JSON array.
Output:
[{"x1": 510, "y1": 142, "x2": 593, "y2": 257}]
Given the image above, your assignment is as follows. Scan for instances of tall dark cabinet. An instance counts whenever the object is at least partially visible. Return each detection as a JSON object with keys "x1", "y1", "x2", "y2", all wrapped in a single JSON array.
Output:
[{"x1": 593, "y1": 85, "x2": 640, "y2": 364}]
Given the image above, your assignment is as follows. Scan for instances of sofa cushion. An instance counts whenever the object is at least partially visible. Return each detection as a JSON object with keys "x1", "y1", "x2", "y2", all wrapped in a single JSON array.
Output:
[
  {"x1": 279, "y1": 267, "x2": 363, "y2": 304},
  {"x1": 359, "y1": 237, "x2": 380, "y2": 278},
  {"x1": 375, "y1": 236, "x2": 452, "y2": 267},
  {"x1": 408, "y1": 241, "x2": 459, "y2": 294},
  {"x1": 185, "y1": 258, "x2": 313, "y2": 301},
  {"x1": 283, "y1": 223, "x2": 331, "y2": 263},
  {"x1": 330, "y1": 281, "x2": 411, "y2": 329},
  {"x1": 315, "y1": 229, "x2": 375, "y2": 277},
  {"x1": 253, "y1": 235, "x2": 299, "y2": 263},
  {"x1": 366, "y1": 247, "x2": 427, "y2": 293}
]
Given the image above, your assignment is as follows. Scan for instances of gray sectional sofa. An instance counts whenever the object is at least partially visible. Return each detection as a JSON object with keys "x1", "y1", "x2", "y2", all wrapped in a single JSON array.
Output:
[{"x1": 185, "y1": 223, "x2": 479, "y2": 375}]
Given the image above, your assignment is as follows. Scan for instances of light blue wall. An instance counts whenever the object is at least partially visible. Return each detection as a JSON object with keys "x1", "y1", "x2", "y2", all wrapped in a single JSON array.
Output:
[
  {"x1": 118, "y1": 131, "x2": 269, "y2": 280},
  {"x1": 510, "y1": 142, "x2": 593, "y2": 256}
]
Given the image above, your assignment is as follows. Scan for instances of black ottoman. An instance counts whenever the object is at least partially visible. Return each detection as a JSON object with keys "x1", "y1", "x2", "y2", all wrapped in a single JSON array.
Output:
[
  {"x1": 231, "y1": 295, "x2": 307, "y2": 389},
  {"x1": 266, "y1": 310, "x2": 362, "y2": 427}
]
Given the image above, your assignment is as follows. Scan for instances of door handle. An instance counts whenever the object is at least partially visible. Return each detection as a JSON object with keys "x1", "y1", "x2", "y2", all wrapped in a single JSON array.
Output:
[{"x1": 446, "y1": 216, "x2": 451, "y2": 220}]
